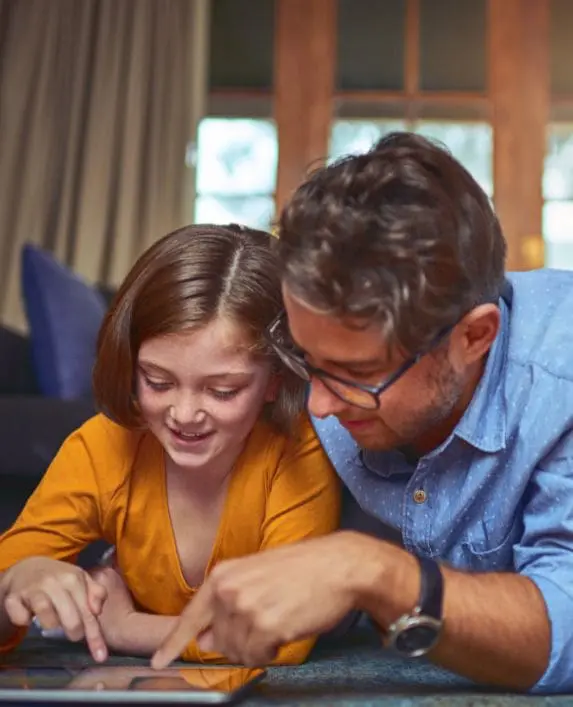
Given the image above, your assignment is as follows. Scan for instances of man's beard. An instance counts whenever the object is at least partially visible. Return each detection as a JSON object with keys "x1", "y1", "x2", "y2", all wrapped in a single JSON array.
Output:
[{"x1": 372, "y1": 356, "x2": 466, "y2": 452}]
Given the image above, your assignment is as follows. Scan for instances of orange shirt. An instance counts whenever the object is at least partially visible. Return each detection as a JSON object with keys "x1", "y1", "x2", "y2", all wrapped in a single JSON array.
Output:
[{"x1": 0, "y1": 413, "x2": 340, "y2": 663}]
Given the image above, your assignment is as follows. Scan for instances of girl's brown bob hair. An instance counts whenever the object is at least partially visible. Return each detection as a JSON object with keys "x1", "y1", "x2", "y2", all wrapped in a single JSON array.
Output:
[{"x1": 93, "y1": 223, "x2": 305, "y2": 434}]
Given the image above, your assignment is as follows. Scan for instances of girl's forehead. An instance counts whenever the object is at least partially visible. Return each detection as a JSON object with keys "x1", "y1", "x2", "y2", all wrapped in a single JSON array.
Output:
[
  {"x1": 143, "y1": 317, "x2": 251, "y2": 350},
  {"x1": 137, "y1": 318, "x2": 261, "y2": 373}
]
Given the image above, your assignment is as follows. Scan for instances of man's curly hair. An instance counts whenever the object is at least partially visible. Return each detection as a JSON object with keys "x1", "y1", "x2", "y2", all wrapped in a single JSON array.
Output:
[{"x1": 276, "y1": 131, "x2": 506, "y2": 355}]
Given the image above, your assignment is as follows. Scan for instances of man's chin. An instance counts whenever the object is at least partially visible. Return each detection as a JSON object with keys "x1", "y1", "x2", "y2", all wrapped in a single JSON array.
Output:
[
  {"x1": 354, "y1": 436, "x2": 397, "y2": 451},
  {"x1": 339, "y1": 421, "x2": 397, "y2": 451}
]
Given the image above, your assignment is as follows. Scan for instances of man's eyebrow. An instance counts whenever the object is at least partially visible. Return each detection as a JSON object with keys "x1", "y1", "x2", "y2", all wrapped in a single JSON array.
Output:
[
  {"x1": 304, "y1": 351, "x2": 384, "y2": 371},
  {"x1": 322, "y1": 357, "x2": 384, "y2": 371},
  {"x1": 289, "y1": 335, "x2": 385, "y2": 371}
]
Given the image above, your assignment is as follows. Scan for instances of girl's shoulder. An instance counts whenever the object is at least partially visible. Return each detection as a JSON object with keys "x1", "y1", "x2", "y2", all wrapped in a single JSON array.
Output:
[
  {"x1": 62, "y1": 413, "x2": 149, "y2": 488},
  {"x1": 73, "y1": 413, "x2": 144, "y2": 452}
]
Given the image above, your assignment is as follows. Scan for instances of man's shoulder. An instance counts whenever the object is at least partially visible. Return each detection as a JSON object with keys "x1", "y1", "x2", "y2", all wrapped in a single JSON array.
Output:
[{"x1": 507, "y1": 270, "x2": 573, "y2": 381}]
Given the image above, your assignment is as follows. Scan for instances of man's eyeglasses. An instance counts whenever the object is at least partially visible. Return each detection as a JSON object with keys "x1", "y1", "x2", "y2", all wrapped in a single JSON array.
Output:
[{"x1": 264, "y1": 310, "x2": 454, "y2": 411}]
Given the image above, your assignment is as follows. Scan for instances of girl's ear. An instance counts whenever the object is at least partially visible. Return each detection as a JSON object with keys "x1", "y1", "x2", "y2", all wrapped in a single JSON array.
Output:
[{"x1": 264, "y1": 372, "x2": 281, "y2": 403}]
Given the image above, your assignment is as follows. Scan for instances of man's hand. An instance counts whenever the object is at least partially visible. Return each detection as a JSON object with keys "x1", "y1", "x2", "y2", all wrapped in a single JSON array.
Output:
[
  {"x1": 152, "y1": 532, "x2": 386, "y2": 668},
  {"x1": 151, "y1": 529, "x2": 550, "y2": 690},
  {"x1": 89, "y1": 566, "x2": 136, "y2": 650},
  {"x1": 1, "y1": 557, "x2": 108, "y2": 662}
]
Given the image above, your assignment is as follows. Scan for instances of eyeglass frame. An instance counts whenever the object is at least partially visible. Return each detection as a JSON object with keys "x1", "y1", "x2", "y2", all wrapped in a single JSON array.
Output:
[{"x1": 264, "y1": 310, "x2": 456, "y2": 410}]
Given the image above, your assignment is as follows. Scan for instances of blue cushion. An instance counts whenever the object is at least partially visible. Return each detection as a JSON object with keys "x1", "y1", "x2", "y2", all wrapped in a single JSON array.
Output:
[{"x1": 21, "y1": 244, "x2": 107, "y2": 399}]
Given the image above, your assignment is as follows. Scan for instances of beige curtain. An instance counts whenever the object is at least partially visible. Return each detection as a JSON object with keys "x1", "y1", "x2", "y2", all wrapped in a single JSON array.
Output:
[{"x1": 0, "y1": 0, "x2": 210, "y2": 330}]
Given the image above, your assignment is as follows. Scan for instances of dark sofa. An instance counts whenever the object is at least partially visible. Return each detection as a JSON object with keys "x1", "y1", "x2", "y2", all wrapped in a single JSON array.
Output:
[{"x1": 0, "y1": 323, "x2": 96, "y2": 533}]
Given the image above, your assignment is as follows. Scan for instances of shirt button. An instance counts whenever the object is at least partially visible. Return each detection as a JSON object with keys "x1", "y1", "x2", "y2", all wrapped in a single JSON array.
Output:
[{"x1": 413, "y1": 489, "x2": 427, "y2": 504}]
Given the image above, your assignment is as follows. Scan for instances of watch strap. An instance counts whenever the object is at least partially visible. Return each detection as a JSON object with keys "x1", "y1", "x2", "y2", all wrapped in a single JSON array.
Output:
[{"x1": 417, "y1": 555, "x2": 443, "y2": 620}]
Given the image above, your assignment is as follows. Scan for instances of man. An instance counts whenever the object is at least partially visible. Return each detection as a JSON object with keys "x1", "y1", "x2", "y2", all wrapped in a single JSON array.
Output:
[{"x1": 152, "y1": 133, "x2": 573, "y2": 693}]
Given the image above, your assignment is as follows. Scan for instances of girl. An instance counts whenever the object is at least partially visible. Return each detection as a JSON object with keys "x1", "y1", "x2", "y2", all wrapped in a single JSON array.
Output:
[{"x1": 0, "y1": 224, "x2": 340, "y2": 665}]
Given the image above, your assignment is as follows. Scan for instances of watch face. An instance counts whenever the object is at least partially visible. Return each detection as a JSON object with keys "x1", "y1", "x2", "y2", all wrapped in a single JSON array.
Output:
[{"x1": 393, "y1": 622, "x2": 441, "y2": 658}]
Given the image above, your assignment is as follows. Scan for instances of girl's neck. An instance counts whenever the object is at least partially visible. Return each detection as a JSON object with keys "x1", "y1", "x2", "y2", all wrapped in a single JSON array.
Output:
[{"x1": 164, "y1": 440, "x2": 245, "y2": 498}]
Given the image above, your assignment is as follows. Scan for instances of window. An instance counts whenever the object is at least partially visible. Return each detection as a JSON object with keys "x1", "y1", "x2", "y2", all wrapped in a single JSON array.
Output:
[
  {"x1": 329, "y1": 120, "x2": 493, "y2": 197},
  {"x1": 329, "y1": 120, "x2": 406, "y2": 161},
  {"x1": 414, "y1": 121, "x2": 492, "y2": 196},
  {"x1": 543, "y1": 124, "x2": 573, "y2": 269},
  {"x1": 194, "y1": 118, "x2": 277, "y2": 230}
]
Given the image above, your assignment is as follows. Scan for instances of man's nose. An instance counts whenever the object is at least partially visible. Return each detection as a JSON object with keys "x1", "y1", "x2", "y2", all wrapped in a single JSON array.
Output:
[{"x1": 307, "y1": 377, "x2": 348, "y2": 419}]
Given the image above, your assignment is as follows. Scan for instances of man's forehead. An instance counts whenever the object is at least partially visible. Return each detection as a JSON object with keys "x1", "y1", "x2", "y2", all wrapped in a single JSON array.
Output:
[{"x1": 282, "y1": 287, "x2": 395, "y2": 366}]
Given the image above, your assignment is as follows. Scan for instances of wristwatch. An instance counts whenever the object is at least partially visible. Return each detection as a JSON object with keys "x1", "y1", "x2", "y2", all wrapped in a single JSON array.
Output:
[{"x1": 385, "y1": 555, "x2": 444, "y2": 658}]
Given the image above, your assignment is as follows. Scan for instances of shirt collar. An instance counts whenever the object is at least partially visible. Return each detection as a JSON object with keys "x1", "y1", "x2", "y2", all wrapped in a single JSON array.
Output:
[
  {"x1": 453, "y1": 296, "x2": 509, "y2": 453},
  {"x1": 360, "y1": 448, "x2": 415, "y2": 477}
]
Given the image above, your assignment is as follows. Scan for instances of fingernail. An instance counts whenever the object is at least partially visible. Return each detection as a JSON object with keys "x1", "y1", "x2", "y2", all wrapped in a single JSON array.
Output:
[{"x1": 95, "y1": 649, "x2": 106, "y2": 662}]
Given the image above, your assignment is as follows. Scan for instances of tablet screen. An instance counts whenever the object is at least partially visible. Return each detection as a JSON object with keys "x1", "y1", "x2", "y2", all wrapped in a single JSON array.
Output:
[{"x1": 0, "y1": 666, "x2": 266, "y2": 703}]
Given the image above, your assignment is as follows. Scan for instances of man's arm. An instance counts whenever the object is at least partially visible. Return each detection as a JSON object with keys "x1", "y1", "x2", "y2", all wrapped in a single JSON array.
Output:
[
  {"x1": 352, "y1": 431, "x2": 573, "y2": 696},
  {"x1": 151, "y1": 434, "x2": 573, "y2": 689},
  {"x1": 149, "y1": 531, "x2": 550, "y2": 688},
  {"x1": 354, "y1": 535, "x2": 550, "y2": 691}
]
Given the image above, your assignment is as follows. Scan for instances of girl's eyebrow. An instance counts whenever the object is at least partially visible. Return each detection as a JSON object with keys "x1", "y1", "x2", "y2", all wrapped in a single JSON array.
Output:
[
  {"x1": 201, "y1": 372, "x2": 253, "y2": 381},
  {"x1": 138, "y1": 361, "x2": 172, "y2": 376},
  {"x1": 138, "y1": 362, "x2": 254, "y2": 381}
]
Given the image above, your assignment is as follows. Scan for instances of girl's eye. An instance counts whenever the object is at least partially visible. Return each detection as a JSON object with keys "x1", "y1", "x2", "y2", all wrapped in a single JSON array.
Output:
[
  {"x1": 209, "y1": 388, "x2": 240, "y2": 401},
  {"x1": 144, "y1": 377, "x2": 171, "y2": 392}
]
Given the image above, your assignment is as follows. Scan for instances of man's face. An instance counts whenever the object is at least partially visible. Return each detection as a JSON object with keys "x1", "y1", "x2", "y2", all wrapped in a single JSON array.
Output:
[{"x1": 282, "y1": 285, "x2": 470, "y2": 453}]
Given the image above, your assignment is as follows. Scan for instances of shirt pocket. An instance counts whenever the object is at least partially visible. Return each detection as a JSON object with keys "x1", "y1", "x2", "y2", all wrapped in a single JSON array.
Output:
[{"x1": 460, "y1": 514, "x2": 523, "y2": 572}]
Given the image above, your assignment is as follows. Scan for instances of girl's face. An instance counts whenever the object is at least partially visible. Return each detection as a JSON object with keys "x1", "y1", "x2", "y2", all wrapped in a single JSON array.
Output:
[{"x1": 136, "y1": 317, "x2": 275, "y2": 476}]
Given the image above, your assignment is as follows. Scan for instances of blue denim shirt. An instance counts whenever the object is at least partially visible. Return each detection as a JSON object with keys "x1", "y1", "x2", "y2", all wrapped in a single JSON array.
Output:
[{"x1": 313, "y1": 269, "x2": 573, "y2": 693}]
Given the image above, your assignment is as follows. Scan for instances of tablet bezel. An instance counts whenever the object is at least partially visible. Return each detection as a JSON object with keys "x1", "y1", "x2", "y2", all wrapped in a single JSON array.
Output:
[{"x1": 0, "y1": 666, "x2": 267, "y2": 704}]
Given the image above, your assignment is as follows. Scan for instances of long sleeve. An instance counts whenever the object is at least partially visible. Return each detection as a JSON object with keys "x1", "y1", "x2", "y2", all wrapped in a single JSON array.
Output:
[
  {"x1": 515, "y1": 432, "x2": 573, "y2": 693},
  {"x1": 0, "y1": 422, "x2": 105, "y2": 652},
  {"x1": 0, "y1": 430, "x2": 104, "y2": 569}
]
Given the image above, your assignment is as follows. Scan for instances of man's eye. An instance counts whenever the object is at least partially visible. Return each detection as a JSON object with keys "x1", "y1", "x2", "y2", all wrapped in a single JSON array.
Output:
[
  {"x1": 209, "y1": 388, "x2": 240, "y2": 401},
  {"x1": 144, "y1": 377, "x2": 171, "y2": 392}
]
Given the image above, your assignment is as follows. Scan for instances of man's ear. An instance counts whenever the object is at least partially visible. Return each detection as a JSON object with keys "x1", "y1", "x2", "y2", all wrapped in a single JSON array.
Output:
[
  {"x1": 453, "y1": 303, "x2": 501, "y2": 365},
  {"x1": 264, "y1": 372, "x2": 281, "y2": 403}
]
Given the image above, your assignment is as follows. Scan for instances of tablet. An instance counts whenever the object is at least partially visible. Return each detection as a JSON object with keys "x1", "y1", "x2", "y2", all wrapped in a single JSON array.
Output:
[{"x1": 0, "y1": 665, "x2": 266, "y2": 704}]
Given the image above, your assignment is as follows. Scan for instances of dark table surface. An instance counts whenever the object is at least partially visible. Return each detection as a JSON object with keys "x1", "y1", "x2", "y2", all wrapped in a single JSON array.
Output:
[{"x1": 0, "y1": 625, "x2": 571, "y2": 706}]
